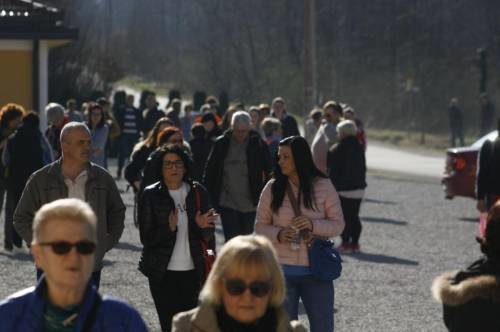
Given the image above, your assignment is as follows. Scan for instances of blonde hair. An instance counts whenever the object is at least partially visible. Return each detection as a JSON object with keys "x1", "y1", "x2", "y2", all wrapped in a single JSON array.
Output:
[
  {"x1": 200, "y1": 235, "x2": 285, "y2": 307},
  {"x1": 336, "y1": 119, "x2": 357, "y2": 138},
  {"x1": 32, "y1": 198, "x2": 97, "y2": 244}
]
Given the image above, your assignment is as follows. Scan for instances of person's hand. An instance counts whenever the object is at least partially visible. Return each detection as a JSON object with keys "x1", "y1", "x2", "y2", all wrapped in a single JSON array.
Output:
[
  {"x1": 278, "y1": 227, "x2": 297, "y2": 244},
  {"x1": 168, "y1": 209, "x2": 178, "y2": 232},
  {"x1": 477, "y1": 199, "x2": 487, "y2": 213},
  {"x1": 195, "y1": 208, "x2": 217, "y2": 228},
  {"x1": 93, "y1": 148, "x2": 103, "y2": 156},
  {"x1": 292, "y1": 216, "x2": 313, "y2": 232},
  {"x1": 133, "y1": 181, "x2": 141, "y2": 191}
]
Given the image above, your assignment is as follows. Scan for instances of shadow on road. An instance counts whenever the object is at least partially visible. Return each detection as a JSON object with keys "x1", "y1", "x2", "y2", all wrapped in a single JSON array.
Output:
[
  {"x1": 364, "y1": 198, "x2": 398, "y2": 205},
  {"x1": 0, "y1": 252, "x2": 32, "y2": 261},
  {"x1": 115, "y1": 242, "x2": 142, "y2": 252},
  {"x1": 361, "y1": 216, "x2": 408, "y2": 226},
  {"x1": 346, "y1": 252, "x2": 418, "y2": 266},
  {"x1": 458, "y1": 217, "x2": 478, "y2": 223}
]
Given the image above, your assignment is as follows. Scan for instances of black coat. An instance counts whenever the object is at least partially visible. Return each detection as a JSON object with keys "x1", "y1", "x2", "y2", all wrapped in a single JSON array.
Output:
[
  {"x1": 142, "y1": 107, "x2": 165, "y2": 136},
  {"x1": 124, "y1": 144, "x2": 155, "y2": 193},
  {"x1": 432, "y1": 258, "x2": 500, "y2": 332},
  {"x1": 189, "y1": 137, "x2": 213, "y2": 183},
  {"x1": 327, "y1": 136, "x2": 367, "y2": 191},
  {"x1": 274, "y1": 113, "x2": 300, "y2": 138},
  {"x1": 138, "y1": 181, "x2": 214, "y2": 283},
  {"x1": 203, "y1": 130, "x2": 272, "y2": 208},
  {"x1": 5, "y1": 123, "x2": 45, "y2": 194},
  {"x1": 476, "y1": 135, "x2": 500, "y2": 200}
]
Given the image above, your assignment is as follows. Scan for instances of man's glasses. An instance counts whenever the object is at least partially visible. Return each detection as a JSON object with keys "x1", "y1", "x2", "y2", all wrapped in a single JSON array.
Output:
[
  {"x1": 223, "y1": 278, "x2": 272, "y2": 297},
  {"x1": 38, "y1": 241, "x2": 96, "y2": 255},
  {"x1": 163, "y1": 160, "x2": 184, "y2": 169}
]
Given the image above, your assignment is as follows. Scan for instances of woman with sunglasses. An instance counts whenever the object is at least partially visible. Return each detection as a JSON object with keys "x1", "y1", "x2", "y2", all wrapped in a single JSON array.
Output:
[
  {"x1": 0, "y1": 198, "x2": 147, "y2": 331},
  {"x1": 255, "y1": 136, "x2": 345, "y2": 332},
  {"x1": 172, "y1": 235, "x2": 306, "y2": 331},
  {"x1": 138, "y1": 144, "x2": 217, "y2": 332}
]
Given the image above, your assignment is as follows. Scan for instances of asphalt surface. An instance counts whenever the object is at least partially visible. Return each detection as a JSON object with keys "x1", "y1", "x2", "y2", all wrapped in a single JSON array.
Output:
[{"x1": 0, "y1": 159, "x2": 480, "y2": 331}]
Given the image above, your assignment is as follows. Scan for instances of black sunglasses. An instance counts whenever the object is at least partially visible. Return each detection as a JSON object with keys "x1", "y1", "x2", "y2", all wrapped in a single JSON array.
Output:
[
  {"x1": 38, "y1": 241, "x2": 96, "y2": 255},
  {"x1": 224, "y1": 279, "x2": 272, "y2": 298}
]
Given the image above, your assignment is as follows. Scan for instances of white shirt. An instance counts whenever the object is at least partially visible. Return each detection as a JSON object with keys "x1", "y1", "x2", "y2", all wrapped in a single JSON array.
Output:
[
  {"x1": 167, "y1": 182, "x2": 195, "y2": 271},
  {"x1": 64, "y1": 170, "x2": 88, "y2": 201}
]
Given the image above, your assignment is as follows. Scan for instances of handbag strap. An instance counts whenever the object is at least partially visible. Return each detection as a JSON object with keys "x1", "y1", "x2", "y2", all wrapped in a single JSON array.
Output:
[
  {"x1": 194, "y1": 185, "x2": 201, "y2": 212},
  {"x1": 286, "y1": 182, "x2": 301, "y2": 217}
]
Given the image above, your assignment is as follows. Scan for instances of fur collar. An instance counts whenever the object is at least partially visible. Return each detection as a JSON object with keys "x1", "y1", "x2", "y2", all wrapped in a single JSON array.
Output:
[{"x1": 432, "y1": 271, "x2": 500, "y2": 305}]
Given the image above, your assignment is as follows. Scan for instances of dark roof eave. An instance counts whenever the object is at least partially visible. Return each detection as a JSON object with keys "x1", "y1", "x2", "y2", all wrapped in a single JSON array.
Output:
[{"x1": 0, "y1": 28, "x2": 78, "y2": 40}]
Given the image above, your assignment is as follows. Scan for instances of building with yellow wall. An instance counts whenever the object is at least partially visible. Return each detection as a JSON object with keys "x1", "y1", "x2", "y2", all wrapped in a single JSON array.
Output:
[{"x1": 0, "y1": 0, "x2": 77, "y2": 128}]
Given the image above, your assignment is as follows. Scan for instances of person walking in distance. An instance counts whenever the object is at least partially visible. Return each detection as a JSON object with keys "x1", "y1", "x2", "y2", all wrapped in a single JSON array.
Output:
[
  {"x1": 204, "y1": 111, "x2": 272, "y2": 241},
  {"x1": 14, "y1": 122, "x2": 125, "y2": 289},
  {"x1": 448, "y1": 97, "x2": 464, "y2": 147},
  {"x1": 271, "y1": 97, "x2": 300, "y2": 138}
]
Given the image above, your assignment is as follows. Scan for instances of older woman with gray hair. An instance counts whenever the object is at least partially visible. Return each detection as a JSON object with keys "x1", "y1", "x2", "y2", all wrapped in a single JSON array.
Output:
[
  {"x1": 327, "y1": 119, "x2": 367, "y2": 253},
  {"x1": 172, "y1": 235, "x2": 306, "y2": 331},
  {"x1": 45, "y1": 102, "x2": 66, "y2": 159},
  {"x1": 0, "y1": 198, "x2": 147, "y2": 331},
  {"x1": 203, "y1": 111, "x2": 272, "y2": 241}
]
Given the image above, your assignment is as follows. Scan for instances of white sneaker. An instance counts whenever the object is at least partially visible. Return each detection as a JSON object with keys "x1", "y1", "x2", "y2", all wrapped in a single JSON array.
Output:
[{"x1": 12, "y1": 246, "x2": 27, "y2": 255}]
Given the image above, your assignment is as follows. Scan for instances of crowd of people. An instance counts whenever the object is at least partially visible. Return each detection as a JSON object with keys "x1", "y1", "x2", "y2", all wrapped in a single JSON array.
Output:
[{"x1": 2, "y1": 89, "x2": 495, "y2": 331}]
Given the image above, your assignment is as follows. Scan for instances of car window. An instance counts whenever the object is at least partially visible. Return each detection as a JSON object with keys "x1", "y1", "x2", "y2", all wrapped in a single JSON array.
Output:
[{"x1": 471, "y1": 131, "x2": 498, "y2": 148}]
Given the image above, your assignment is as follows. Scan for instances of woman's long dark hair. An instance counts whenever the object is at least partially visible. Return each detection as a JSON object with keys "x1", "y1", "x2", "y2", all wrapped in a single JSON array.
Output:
[
  {"x1": 271, "y1": 136, "x2": 327, "y2": 212},
  {"x1": 87, "y1": 103, "x2": 105, "y2": 129}
]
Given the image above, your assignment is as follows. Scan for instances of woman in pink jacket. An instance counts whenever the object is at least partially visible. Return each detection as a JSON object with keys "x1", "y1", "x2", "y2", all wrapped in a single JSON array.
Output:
[{"x1": 255, "y1": 135, "x2": 345, "y2": 332}]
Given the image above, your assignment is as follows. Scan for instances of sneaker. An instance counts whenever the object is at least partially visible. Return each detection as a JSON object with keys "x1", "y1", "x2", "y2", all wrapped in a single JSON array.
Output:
[
  {"x1": 12, "y1": 246, "x2": 27, "y2": 255},
  {"x1": 3, "y1": 244, "x2": 13, "y2": 254},
  {"x1": 338, "y1": 243, "x2": 352, "y2": 254},
  {"x1": 351, "y1": 243, "x2": 361, "y2": 253}
]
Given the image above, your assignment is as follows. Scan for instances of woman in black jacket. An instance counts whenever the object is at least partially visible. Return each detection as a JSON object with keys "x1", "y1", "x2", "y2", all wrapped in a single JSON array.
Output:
[
  {"x1": 138, "y1": 144, "x2": 218, "y2": 332},
  {"x1": 327, "y1": 120, "x2": 367, "y2": 253},
  {"x1": 432, "y1": 201, "x2": 500, "y2": 332}
]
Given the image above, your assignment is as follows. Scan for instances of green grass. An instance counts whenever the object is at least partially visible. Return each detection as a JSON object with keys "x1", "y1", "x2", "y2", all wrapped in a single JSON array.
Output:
[{"x1": 367, "y1": 128, "x2": 477, "y2": 152}]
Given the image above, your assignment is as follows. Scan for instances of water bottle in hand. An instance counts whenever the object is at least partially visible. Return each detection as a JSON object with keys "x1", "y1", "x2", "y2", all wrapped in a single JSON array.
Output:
[{"x1": 290, "y1": 225, "x2": 301, "y2": 250}]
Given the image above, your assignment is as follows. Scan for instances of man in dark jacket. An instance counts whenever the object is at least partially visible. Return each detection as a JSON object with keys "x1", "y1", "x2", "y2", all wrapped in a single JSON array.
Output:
[
  {"x1": 14, "y1": 122, "x2": 125, "y2": 289},
  {"x1": 142, "y1": 93, "x2": 165, "y2": 136},
  {"x1": 271, "y1": 97, "x2": 300, "y2": 138},
  {"x1": 203, "y1": 111, "x2": 272, "y2": 241},
  {"x1": 480, "y1": 93, "x2": 496, "y2": 137},
  {"x1": 448, "y1": 97, "x2": 464, "y2": 147},
  {"x1": 115, "y1": 94, "x2": 143, "y2": 179},
  {"x1": 476, "y1": 118, "x2": 500, "y2": 213}
]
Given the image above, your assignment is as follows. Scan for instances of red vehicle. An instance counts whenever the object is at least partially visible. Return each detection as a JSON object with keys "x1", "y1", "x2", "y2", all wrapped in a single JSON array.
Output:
[{"x1": 442, "y1": 131, "x2": 498, "y2": 199}]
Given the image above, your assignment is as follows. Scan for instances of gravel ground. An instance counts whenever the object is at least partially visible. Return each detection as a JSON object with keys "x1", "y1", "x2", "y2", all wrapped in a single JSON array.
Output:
[{"x1": 0, "y1": 164, "x2": 480, "y2": 331}]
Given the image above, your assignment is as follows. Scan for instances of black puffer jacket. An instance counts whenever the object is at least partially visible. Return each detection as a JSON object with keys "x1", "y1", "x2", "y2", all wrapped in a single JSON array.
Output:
[
  {"x1": 327, "y1": 136, "x2": 367, "y2": 191},
  {"x1": 138, "y1": 180, "x2": 214, "y2": 283},
  {"x1": 203, "y1": 130, "x2": 272, "y2": 208}
]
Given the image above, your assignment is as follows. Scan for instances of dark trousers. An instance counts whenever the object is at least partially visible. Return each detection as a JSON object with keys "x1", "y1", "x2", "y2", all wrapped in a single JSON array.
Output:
[
  {"x1": 148, "y1": 270, "x2": 200, "y2": 332},
  {"x1": 284, "y1": 274, "x2": 334, "y2": 332},
  {"x1": 339, "y1": 196, "x2": 363, "y2": 245},
  {"x1": 37, "y1": 268, "x2": 102, "y2": 290},
  {"x1": 450, "y1": 126, "x2": 464, "y2": 147},
  {"x1": 219, "y1": 207, "x2": 256, "y2": 241},
  {"x1": 117, "y1": 134, "x2": 139, "y2": 176},
  {"x1": 4, "y1": 189, "x2": 22, "y2": 249}
]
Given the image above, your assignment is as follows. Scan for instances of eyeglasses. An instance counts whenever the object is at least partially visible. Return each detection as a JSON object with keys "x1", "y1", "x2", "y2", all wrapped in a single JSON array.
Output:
[
  {"x1": 38, "y1": 241, "x2": 96, "y2": 255},
  {"x1": 163, "y1": 160, "x2": 184, "y2": 169},
  {"x1": 223, "y1": 278, "x2": 272, "y2": 297}
]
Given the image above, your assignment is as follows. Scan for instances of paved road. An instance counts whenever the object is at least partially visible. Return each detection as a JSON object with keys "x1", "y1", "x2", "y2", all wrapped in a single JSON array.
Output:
[
  {"x1": 366, "y1": 142, "x2": 444, "y2": 179},
  {"x1": 0, "y1": 156, "x2": 479, "y2": 331}
]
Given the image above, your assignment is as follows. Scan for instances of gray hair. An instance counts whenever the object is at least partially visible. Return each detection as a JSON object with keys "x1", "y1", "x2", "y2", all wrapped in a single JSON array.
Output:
[
  {"x1": 45, "y1": 103, "x2": 65, "y2": 125},
  {"x1": 231, "y1": 111, "x2": 251, "y2": 128},
  {"x1": 32, "y1": 198, "x2": 97, "y2": 244},
  {"x1": 60, "y1": 122, "x2": 90, "y2": 143},
  {"x1": 336, "y1": 120, "x2": 357, "y2": 137}
]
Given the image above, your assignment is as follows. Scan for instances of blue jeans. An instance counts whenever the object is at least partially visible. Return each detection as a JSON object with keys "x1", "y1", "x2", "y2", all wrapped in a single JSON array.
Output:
[
  {"x1": 284, "y1": 274, "x2": 334, "y2": 332},
  {"x1": 219, "y1": 207, "x2": 256, "y2": 241}
]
